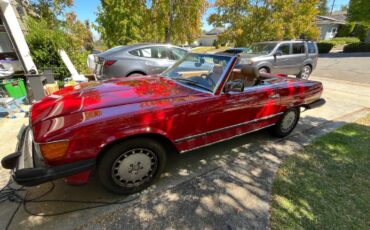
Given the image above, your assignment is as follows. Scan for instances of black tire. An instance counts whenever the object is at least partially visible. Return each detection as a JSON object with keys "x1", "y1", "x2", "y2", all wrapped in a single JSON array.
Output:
[
  {"x1": 270, "y1": 107, "x2": 300, "y2": 138},
  {"x1": 258, "y1": 67, "x2": 269, "y2": 74},
  {"x1": 97, "y1": 138, "x2": 167, "y2": 194},
  {"x1": 297, "y1": 65, "x2": 311, "y2": 79}
]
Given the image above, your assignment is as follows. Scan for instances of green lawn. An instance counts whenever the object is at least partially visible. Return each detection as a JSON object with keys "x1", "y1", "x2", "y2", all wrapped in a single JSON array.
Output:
[
  {"x1": 270, "y1": 114, "x2": 370, "y2": 229},
  {"x1": 191, "y1": 46, "x2": 229, "y2": 53}
]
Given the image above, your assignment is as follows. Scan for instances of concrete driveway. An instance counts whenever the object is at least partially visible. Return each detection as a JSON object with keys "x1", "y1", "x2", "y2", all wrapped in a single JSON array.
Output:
[{"x1": 0, "y1": 53, "x2": 369, "y2": 229}]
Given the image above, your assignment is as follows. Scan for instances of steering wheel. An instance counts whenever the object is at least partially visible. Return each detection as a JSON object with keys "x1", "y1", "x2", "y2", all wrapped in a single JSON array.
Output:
[{"x1": 200, "y1": 74, "x2": 216, "y2": 88}]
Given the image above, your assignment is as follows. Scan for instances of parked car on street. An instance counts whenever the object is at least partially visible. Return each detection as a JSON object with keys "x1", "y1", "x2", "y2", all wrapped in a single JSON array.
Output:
[
  {"x1": 94, "y1": 43, "x2": 189, "y2": 79},
  {"x1": 1, "y1": 53, "x2": 325, "y2": 194},
  {"x1": 239, "y1": 40, "x2": 318, "y2": 79}
]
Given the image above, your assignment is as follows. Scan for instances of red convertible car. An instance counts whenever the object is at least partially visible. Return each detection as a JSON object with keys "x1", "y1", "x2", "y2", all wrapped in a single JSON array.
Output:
[{"x1": 2, "y1": 53, "x2": 325, "y2": 194}]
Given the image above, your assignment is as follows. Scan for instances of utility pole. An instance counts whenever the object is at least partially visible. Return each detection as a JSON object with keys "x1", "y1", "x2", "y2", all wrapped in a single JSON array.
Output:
[{"x1": 330, "y1": 0, "x2": 336, "y2": 14}]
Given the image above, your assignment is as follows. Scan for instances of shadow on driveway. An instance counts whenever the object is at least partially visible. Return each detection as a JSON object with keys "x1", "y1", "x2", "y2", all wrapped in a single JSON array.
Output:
[{"x1": 1, "y1": 113, "x2": 360, "y2": 230}]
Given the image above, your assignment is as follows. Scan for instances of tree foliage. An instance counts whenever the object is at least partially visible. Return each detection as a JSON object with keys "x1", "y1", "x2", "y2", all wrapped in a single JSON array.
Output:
[
  {"x1": 26, "y1": 0, "x2": 93, "y2": 78},
  {"x1": 95, "y1": 0, "x2": 147, "y2": 48},
  {"x1": 208, "y1": 0, "x2": 320, "y2": 47},
  {"x1": 348, "y1": 0, "x2": 370, "y2": 23},
  {"x1": 318, "y1": 0, "x2": 329, "y2": 15},
  {"x1": 95, "y1": 0, "x2": 208, "y2": 48}
]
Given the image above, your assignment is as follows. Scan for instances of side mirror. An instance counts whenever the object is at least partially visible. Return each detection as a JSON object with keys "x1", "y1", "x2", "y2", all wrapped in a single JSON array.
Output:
[
  {"x1": 274, "y1": 50, "x2": 283, "y2": 56},
  {"x1": 224, "y1": 80, "x2": 244, "y2": 93}
]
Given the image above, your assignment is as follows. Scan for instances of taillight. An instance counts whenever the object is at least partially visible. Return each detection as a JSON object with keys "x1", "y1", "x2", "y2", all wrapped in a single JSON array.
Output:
[{"x1": 104, "y1": 60, "x2": 116, "y2": 68}]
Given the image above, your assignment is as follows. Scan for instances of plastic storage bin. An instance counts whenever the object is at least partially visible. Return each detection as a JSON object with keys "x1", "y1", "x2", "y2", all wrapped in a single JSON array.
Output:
[{"x1": 0, "y1": 78, "x2": 27, "y2": 99}]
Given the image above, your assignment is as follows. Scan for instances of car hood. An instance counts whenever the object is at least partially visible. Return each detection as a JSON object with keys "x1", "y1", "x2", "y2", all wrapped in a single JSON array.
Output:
[{"x1": 31, "y1": 75, "x2": 200, "y2": 126}]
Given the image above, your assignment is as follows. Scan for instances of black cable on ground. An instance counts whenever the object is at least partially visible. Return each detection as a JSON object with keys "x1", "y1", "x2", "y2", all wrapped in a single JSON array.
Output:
[{"x1": 0, "y1": 181, "x2": 139, "y2": 230}]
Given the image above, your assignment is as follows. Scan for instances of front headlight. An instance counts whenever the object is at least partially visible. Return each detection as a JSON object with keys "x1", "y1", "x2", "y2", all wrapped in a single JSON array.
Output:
[
  {"x1": 39, "y1": 140, "x2": 69, "y2": 161},
  {"x1": 246, "y1": 59, "x2": 254, "y2": 65}
]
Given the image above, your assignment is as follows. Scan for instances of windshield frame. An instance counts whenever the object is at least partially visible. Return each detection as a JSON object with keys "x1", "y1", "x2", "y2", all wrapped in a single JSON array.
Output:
[{"x1": 161, "y1": 53, "x2": 236, "y2": 95}]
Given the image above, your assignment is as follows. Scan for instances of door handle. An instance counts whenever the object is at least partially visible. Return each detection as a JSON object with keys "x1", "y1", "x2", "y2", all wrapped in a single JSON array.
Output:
[{"x1": 269, "y1": 94, "x2": 280, "y2": 99}]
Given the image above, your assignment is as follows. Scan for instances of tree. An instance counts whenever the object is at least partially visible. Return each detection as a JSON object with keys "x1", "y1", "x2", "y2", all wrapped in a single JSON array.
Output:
[
  {"x1": 149, "y1": 0, "x2": 208, "y2": 44},
  {"x1": 348, "y1": 0, "x2": 370, "y2": 23},
  {"x1": 95, "y1": 0, "x2": 147, "y2": 48},
  {"x1": 208, "y1": 0, "x2": 320, "y2": 47},
  {"x1": 95, "y1": 0, "x2": 208, "y2": 47},
  {"x1": 26, "y1": 0, "x2": 93, "y2": 77},
  {"x1": 318, "y1": 0, "x2": 329, "y2": 15},
  {"x1": 29, "y1": 0, "x2": 74, "y2": 26}
]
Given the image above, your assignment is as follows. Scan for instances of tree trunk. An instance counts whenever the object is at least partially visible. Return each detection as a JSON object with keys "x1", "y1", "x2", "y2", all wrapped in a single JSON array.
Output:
[{"x1": 165, "y1": 27, "x2": 171, "y2": 43}]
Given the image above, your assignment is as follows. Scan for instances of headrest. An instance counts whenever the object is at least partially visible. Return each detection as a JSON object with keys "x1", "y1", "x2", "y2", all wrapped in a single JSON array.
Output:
[{"x1": 241, "y1": 66, "x2": 259, "y2": 79}]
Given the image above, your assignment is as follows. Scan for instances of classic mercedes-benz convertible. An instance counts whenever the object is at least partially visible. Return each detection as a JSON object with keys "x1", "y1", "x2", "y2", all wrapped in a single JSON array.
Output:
[{"x1": 2, "y1": 53, "x2": 325, "y2": 194}]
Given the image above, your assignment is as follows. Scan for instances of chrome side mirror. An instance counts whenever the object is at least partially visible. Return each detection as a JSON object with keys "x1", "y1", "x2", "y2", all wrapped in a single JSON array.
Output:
[{"x1": 224, "y1": 80, "x2": 244, "y2": 93}]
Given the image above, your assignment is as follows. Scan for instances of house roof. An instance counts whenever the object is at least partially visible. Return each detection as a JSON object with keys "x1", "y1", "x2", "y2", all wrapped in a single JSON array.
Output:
[
  {"x1": 316, "y1": 11, "x2": 347, "y2": 25},
  {"x1": 205, "y1": 27, "x2": 226, "y2": 35}
]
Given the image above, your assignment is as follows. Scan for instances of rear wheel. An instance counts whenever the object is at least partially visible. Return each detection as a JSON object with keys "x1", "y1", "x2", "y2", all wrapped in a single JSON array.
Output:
[
  {"x1": 271, "y1": 108, "x2": 300, "y2": 137},
  {"x1": 97, "y1": 138, "x2": 167, "y2": 194},
  {"x1": 297, "y1": 65, "x2": 311, "y2": 79}
]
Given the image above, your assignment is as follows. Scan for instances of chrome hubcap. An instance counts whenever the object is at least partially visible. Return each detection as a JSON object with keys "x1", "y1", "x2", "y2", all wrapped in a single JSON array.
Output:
[
  {"x1": 112, "y1": 148, "x2": 158, "y2": 187},
  {"x1": 281, "y1": 111, "x2": 296, "y2": 132},
  {"x1": 301, "y1": 66, "x2": 311, "y2": 79}
]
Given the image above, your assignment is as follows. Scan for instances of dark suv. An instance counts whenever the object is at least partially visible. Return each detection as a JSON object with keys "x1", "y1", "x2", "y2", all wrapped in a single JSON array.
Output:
[{"x1": 239, "y1": 40, "x2": 318, "y2": 79}]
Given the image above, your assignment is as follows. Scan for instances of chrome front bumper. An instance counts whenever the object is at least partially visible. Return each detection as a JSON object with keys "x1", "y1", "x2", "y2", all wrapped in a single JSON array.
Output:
[{"x1": 1, "y1": 126, "x2": 95, "y2": 186}]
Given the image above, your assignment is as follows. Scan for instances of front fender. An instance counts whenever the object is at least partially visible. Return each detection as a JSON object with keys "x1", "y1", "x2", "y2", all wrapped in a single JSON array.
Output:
[{"x1": 103, "y1": 126, "x2": 174, "y2": 148}]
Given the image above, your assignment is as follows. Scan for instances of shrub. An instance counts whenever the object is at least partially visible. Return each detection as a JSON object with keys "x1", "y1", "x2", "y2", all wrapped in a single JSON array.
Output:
[
  {"x1": 336, "y1": 23, "x2": 356, "y2": 37},
  {"x1": 327, "y1": 37, "x2": 360, "y2": 45},
  {"x1": 213, "y1": 39, "x2": 219, "y2": 48},
  {"x1": 26, "y1": 17, "x2": 90, "y2": 81},
  {"x1": 317, "y1": 42, "x2": 335, "y2": 53},
  {"x1": 352, "y1": 24, "x2": 370, "y2": 42},
  {"x1": 343, "y1": 42, "x2": 370, "y2": 53}
]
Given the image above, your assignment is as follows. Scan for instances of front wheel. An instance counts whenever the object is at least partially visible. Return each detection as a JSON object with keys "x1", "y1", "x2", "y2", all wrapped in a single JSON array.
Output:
[
  {"x1": 270, "y1": 108, "x2": 300, "y2": 138},
  {"x1": 297, "y1": 65, "x2": 311, "y2": 79},
  {"x1": 97, "y1": 138, "x2": 167, "y2": 194}
]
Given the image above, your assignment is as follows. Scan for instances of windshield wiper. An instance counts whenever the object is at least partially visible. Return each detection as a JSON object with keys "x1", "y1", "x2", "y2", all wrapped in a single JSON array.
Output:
[{"x1": 171, "y1": 77, "x2": 213, "y2": 92}]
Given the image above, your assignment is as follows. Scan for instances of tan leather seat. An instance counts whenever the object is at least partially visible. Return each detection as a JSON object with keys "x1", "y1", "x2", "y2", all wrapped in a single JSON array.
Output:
[{"x1": 240, "y1": 66, "x2": 260, "y2": 87}]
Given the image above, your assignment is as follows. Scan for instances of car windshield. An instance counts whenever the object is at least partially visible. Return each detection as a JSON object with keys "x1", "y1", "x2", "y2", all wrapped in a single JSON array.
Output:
[
  {"x1": 244, "y1": 43, "x2": 277, "y2": 54},
  {"x1": 162, "y1": 53, "x2": 232, "y2": 93}
]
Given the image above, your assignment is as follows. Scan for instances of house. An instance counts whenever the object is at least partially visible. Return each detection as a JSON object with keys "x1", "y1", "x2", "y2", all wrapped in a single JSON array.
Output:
[
  {"x1": 316, "y1": 11, "x2": 347, "y2": 40},
  {"x1": 197, "y1": 27, "x2": 226, "y2": 46}
]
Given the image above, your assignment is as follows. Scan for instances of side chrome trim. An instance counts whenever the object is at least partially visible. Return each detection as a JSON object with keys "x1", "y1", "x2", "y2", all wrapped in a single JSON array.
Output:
[
  {"x1": 174, "y1": 112, "x2": 283, "y2": 143},
  {"x1": 180, "y1": 123, "x2": 275, "y2": 153},
  {"x1": 175, "y1": 132, "x2": 205, "y2": 143}
]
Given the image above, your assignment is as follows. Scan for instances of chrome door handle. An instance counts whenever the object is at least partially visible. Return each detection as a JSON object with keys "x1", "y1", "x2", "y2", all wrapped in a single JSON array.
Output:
[{"x1": 269, "y1": 94, "x2": 280, "y2": 99}]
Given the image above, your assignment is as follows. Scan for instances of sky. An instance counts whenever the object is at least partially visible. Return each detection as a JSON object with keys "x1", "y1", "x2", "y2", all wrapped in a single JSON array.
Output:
[{"x1": 73, "y1": 0, "x2": 350, "y2": 38}]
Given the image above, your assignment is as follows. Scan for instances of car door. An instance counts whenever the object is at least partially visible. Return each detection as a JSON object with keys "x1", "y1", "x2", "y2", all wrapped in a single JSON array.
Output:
[
  {"x1": 204, "y1": 82, "x2": 282, "y2": 145},
  {"x1": 139, "y1": 46, "x2": 174, "y2": 74},
  {"x1": 289, "y1": 42, "x2": 307, "y2": 75},
  {"x1": 272, "y1": 43, "x2": 292, "y2": 74}
]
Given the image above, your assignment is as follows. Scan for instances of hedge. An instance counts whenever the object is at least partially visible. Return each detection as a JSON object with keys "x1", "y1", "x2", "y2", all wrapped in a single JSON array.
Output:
[
  {"x1": 343, "y1": 42, "x2": 370, "y2": 53},
  {"x1": 317, "y1": 42, "x2": 335, "y2": 54},
  {"x1": 326, "y1": 37, "x2": 360, "y2": 45}
]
